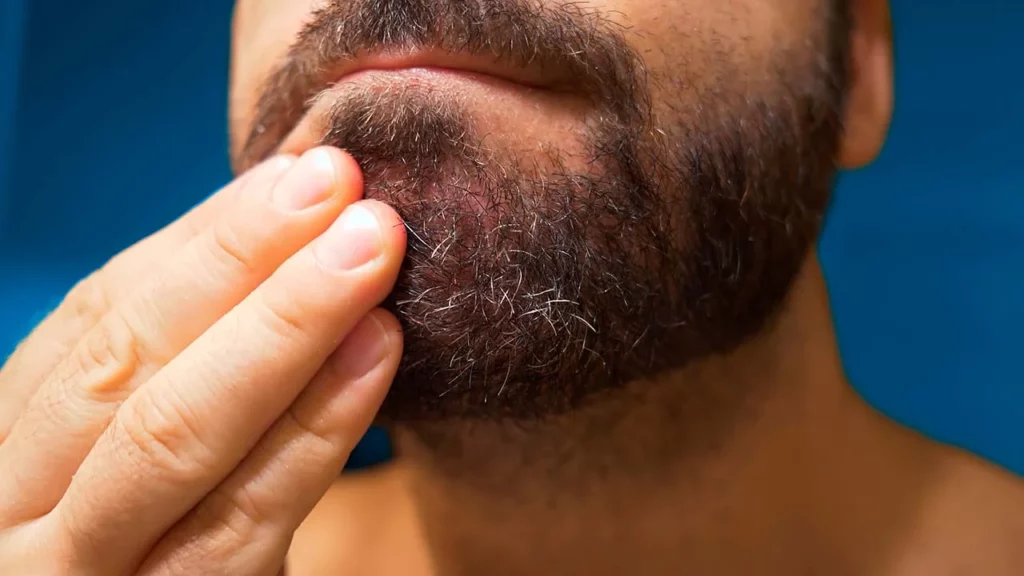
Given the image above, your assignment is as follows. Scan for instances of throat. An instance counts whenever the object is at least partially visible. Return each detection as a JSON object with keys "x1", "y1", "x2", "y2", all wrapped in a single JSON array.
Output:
[
  {"x1": 383, "y1": 260, "x2": 947, "y2": 576},
  {"x1": 389, "y1": 346, "x2": 821, "y2": 576}
]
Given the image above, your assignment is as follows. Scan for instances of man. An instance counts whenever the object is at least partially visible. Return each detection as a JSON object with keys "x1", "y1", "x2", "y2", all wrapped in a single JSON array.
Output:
[{"x1": 0, "y1": 0, "x2": 1021, "y2": 574}]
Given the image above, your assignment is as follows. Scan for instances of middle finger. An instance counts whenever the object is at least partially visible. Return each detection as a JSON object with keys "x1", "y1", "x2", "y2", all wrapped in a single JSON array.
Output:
[
  {"x1": 52, "y1": 199, "x2": 405, "y2": 574},
  {"x1": 0, "y1": 148, "x2": 360, "y2": 524}
]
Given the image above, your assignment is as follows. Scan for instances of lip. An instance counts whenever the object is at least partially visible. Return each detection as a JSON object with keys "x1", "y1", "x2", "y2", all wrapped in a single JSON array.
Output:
[
  {"x1": 327, "y1": 50, "x2": 568, "y2": 92},
  {"x1": 237, "y1": 20, "x2": 616, "y2": 174},
  {"x1": 270, "y1": 49, "x2": 582, "y2": 159}
]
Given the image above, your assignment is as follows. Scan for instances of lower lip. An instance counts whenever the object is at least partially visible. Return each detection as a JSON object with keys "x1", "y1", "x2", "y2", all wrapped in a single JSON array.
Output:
[{"x1": 334, "y1": 66, "x2": 545, "y2": 92}]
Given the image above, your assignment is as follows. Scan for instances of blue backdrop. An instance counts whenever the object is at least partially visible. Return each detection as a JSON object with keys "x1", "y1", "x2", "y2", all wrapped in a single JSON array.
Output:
[{"x1": 1, "y1": 0, "x2": 1021, "y2": 473}]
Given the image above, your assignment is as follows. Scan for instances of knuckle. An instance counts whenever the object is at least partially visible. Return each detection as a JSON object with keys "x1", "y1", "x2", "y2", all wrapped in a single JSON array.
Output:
[
  {"x1": 110, "y1": 389, "x2": 218, "y2": 481},
  {"x1": 71, "y1": 313, "x2": 140, "y2": 402},
  {"x1": 283, "y1": 403, "x2": 342, "y2": 453},
  {"x1": 192, "y1": 485, "x2": 269, "y2": 548},
  {"x1": 208, "y1": 219, "x2": 261, "y2": 278},
  {"x1": 253, "y1": 289, "x2": 310, "y2": 342}
]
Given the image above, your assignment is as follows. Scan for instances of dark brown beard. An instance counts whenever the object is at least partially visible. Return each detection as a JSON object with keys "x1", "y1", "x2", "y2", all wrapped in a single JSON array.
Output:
[
  {"x1": 238, "y1": 0, "x2": 851, "y2": 422},
  {"x1": 235, "y1": 0, "x2": 644, "y2": 174}
]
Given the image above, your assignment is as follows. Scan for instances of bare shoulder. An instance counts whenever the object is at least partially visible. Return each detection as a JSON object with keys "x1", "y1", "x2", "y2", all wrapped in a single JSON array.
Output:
[
  {"x1": 947, "y1": 450, "x2": 1024, "y2": 536},
  {"x1": 287, "y1": 462, "x2": 433, "y2": 576},
  {"x1": 945, "y1": 450, "x2": 1024, "y2": 530},
  {"x1": 891, "y1": 448, "x2": 1024, "y2": 576},
  {"x1": 282, "y1": 449, "x2": 1024, "y2": 576}
]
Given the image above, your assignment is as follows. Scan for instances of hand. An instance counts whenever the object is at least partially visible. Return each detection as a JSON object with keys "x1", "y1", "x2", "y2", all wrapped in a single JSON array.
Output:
[{"x1": 0, "y1": 147, "x2": 407, "y2": 575}]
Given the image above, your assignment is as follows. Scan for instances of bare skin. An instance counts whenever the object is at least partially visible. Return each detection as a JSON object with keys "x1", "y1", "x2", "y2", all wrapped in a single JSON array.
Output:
[
  {"x1": 3, "y1": 0, "x2": 1023, "y2": 574},
  {"x1": 0, "y1": 148, "x2": 411, "y2": 574},
  {"x1": 227, "y1": 2, "x2": 1024, "y2": 573},
  {"x1": 287, "y1": 257, "x2": 1024, "y2": 576}
]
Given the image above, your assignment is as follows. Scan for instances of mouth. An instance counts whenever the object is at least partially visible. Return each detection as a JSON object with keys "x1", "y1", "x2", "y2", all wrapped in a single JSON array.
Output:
[
  {"x1": 329, "y1": 49, "x2": 572, "y2": 92},
  {"x1": 235, "y1": 1, "x2": 639, "y2": 174},
  {"x1": 270, "y1": 49, "x2": 589, "y2": 160}
]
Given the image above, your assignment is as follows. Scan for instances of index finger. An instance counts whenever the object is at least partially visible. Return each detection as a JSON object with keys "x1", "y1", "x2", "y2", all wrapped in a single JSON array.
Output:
[
  {"x1": 0, "y1": 156, "x2": 294, "y2": 440},
  {"x1": 53, "y1": 200, "x2": 406, "y2": 573}
]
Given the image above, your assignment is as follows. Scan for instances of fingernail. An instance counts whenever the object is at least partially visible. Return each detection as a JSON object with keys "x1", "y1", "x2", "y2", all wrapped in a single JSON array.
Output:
[
  {"x1": 336, "y1": 314, "x2": 391, "y2": 380},
  {"x1": 315, "y1": 204, "x2": 383, "y2": 270},
  {"x1": 271, "y1": 148, "x2": 336, "y2": 211}
]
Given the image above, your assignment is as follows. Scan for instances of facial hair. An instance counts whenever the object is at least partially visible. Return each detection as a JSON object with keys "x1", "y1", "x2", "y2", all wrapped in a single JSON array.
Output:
[{"x1": 239, "y1": 0, "x2": 851, "y2": 422}]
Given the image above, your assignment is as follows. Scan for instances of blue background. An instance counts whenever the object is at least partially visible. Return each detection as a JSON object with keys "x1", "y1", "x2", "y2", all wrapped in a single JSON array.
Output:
[{"x1": 1, "y1": 1, "x2": 1021, "y2": 472}]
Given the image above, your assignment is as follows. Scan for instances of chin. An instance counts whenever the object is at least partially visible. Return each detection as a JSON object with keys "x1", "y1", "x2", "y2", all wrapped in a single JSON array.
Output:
[{"x1": 289, "y1": 87, "x2": 824, "y2": 424}]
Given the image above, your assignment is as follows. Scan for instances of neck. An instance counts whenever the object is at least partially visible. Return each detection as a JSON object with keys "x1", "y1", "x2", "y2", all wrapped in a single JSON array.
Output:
[{"x1": 389, "y1": 256, "x2": 971, "y2": 575}]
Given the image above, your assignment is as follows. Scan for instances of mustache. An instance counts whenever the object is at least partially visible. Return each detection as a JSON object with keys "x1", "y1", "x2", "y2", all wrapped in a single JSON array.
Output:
[{"x1": 237, "y1": 0, "x2": 646, "y2": 172}]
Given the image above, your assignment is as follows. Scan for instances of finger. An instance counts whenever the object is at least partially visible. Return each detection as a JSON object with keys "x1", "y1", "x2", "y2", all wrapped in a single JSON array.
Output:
[
  {"x1": 0, "y1": 156, "x2": 291, "y2": 440},
  {"x1": 51, "y1": 199, "x2": 406, "y2": 574},
  {"x1": 0, "y1": 148, "x2": 362, "y2": 523},
  {"x1": 138, "y1": 310, "x2": 402, "y2": 576}
]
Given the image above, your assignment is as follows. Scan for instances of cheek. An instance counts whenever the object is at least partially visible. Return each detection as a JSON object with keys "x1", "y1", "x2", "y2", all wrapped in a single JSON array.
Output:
[
  {"x1": 597, "y1": 0, "x2": 826, "y2": 124},
  {"x1": 230, "y1": 0, "x2": 324, "y2": 157},
  {"x1": 588, "y1": 0, "x2": 819, "y2": 78}
]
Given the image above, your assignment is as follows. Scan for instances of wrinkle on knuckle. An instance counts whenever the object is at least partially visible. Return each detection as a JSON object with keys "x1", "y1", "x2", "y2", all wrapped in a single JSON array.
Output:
[
  {"x1": 194, "y1": 485, "x2": 267, "y2": 549},
  {"x1": 72, "y1": 313, "x2": 140, "y2": 403},
  {"x1": 112, "y1": 390, "x2": 218, "y2": 482},
  {"x1": 119, "y1": 297, "x2": 178, "y2": 368},
  {"x1": 283, "y1": 404, "x2": 341, "y2": 454},
  {"x1": 209, "y1": 220, "x2": 260, "y2": 279},
  {"x1": 253, "y1": 289, "x2": 309, "y2": 343}
]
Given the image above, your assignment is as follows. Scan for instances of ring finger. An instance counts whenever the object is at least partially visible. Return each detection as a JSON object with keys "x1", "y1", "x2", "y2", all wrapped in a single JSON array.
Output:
[
  {"x1": 0, "y1": 156, "x2": 281, "y2": 440},
  {"x1": 138, "y1": 310, "x2": 402, "y2": 575},
  {"x1": 0, "y1": 148, "x2": 362, "y2": 523}
]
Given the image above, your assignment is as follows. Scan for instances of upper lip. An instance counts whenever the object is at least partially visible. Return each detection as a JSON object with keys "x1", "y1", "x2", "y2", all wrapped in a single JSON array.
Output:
[
  {"x1": 237, "y1": 47, "x2": 579, "y2": 172},
  {"x1": 325, "y1": 49, "x2": 569, "y2": 92}
]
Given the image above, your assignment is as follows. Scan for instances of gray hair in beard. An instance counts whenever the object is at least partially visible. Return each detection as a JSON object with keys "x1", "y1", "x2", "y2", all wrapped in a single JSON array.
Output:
[
  {"x1": 317, "y1": 84, "x2": 840, "y2": 423},
  {"x1": 239, "y1": 0, "x2": 853, "y2": 422}
]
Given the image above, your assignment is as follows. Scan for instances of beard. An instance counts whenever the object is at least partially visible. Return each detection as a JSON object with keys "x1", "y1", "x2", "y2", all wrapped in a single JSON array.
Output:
[{"x1": 239, "y1": 0, "x2": 851, "y2": 422}]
